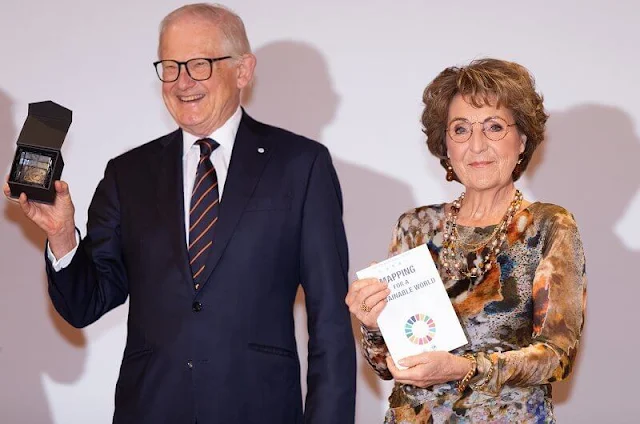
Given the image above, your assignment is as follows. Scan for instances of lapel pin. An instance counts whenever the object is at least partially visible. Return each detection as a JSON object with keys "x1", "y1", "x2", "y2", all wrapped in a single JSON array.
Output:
[{"x1": 257, "y1": 147, "x2": 265, "y2": 154}]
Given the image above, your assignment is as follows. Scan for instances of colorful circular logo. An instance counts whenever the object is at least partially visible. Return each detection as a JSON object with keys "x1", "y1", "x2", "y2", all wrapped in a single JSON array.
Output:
[{"x1": 404, "y1": 314, "x2": 436, "y2": 345}]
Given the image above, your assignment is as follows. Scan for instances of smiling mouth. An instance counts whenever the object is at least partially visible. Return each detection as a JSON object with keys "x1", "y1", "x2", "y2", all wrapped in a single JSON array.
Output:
[
  {"x1": 469, "y1": 161, "x2": 493, "y2": 167},
  {"x1": 178, "y1": 94, "x2": 205, "y2": 102}
]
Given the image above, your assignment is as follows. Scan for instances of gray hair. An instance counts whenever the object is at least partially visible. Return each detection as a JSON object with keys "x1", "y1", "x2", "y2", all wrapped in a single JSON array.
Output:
[{"x1": 158, "y1": 3, "x2": 251, "y2": 57}]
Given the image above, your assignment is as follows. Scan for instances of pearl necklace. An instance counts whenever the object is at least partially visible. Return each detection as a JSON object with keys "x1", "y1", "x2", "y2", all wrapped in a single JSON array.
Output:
[{"x1": 441, "y1": 189, "x2": 523, "y2": 281}]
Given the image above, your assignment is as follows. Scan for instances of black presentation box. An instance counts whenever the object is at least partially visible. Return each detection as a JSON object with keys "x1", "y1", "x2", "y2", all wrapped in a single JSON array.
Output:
[{"x1": 8, "y1": 101, "x2": 72, "y2": 204}]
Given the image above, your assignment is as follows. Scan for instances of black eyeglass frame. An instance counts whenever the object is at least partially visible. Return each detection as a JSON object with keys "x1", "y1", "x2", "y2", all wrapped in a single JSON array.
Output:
[{"x1": 153, "y1": 56, "x2": 233, "y2": 82}]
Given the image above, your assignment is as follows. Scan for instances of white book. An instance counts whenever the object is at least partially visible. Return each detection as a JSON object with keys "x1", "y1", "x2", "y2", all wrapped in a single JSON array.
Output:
[{"x1": 356, "y1": 244, "x2": 468, "y2": 367}]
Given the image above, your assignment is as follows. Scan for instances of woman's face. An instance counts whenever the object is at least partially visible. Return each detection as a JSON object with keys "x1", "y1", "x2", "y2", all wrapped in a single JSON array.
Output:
[{"x1": 446, "y1": 93, "x2": 525, "y2": 192}]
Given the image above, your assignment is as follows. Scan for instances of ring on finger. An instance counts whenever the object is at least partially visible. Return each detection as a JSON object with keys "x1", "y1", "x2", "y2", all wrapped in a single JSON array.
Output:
[{"x1": 360, "y1": 300, "x2": 372, "y2": 313}]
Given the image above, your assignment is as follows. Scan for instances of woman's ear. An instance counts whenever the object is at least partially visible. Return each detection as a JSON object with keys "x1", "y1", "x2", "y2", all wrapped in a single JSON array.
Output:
[{"x1": 520, "y1": 134, "x2": 527, "y2": 153}]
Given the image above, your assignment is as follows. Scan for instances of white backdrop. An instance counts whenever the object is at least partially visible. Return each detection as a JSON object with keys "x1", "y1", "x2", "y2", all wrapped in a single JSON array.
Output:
[{"x1": 1, "y1": 1, "x2": 639, "y2": 423}]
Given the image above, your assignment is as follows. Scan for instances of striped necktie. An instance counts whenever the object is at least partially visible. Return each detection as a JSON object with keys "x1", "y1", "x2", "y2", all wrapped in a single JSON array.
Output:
[{"x1": 188, "y1": 138, "x2": 220, "y2": 290}]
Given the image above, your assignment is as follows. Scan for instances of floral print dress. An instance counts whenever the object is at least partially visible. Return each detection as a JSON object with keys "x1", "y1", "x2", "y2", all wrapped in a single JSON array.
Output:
[{"x1": 362, "y1": 202, "x2": 587, "y2": 424}]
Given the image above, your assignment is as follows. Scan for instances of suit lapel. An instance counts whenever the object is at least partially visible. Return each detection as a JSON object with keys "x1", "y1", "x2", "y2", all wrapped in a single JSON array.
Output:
[
  {"x1": 155, "y1": 129, "x2": 193, "y2": 287},
  {"x1": 197, "y1": 113, "x2": 272, "y2": 288}
]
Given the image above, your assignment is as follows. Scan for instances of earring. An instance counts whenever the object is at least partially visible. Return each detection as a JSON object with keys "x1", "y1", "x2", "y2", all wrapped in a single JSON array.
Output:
[
  {"x1": 446, "y1": 163, "x2": 454, "y2": 182},
  {"x1": 513, "y1": 155, "x2": 524, "y2": 180}
]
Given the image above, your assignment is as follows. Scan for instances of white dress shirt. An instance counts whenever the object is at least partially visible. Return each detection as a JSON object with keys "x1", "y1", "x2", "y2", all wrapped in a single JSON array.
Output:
[{"x1": 48, "y1": 106, "x2": 242, "y2": 270}]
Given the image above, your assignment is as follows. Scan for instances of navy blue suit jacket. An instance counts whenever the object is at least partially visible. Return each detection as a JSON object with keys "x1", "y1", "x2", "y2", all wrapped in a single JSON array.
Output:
[{"x1": 45, "y1": 113, "x2": 356, "y2": 424}]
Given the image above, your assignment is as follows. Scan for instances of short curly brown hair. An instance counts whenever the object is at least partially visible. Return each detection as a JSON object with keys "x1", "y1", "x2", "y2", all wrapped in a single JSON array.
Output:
[{"x1": 422, "y1": 58, "x2": 548, "y2": 181}]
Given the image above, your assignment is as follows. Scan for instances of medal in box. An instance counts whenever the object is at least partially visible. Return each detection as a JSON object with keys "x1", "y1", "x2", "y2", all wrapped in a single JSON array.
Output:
[{"x1": 8, "y1": 101, "x2": 72, "y2": 204}]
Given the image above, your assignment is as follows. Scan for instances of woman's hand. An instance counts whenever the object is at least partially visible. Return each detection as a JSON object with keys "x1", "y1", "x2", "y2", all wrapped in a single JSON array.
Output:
[
  {"x1": 345, "y1": 277, "x2": 390, "y2": 329},
  {"x1": 386, "y1": 351, "x2": 472, "y2": 388}
]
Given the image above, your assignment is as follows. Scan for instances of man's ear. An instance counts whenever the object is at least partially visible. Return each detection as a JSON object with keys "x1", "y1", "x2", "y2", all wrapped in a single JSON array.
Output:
[{"x1": 236, "y1": 53, "x2": 256, "y2": 90}]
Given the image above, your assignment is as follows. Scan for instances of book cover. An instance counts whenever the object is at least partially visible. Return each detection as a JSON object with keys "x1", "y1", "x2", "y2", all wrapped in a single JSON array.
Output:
[{"x1": 356, "y1": 244, "x2": 468, "y2": 367}]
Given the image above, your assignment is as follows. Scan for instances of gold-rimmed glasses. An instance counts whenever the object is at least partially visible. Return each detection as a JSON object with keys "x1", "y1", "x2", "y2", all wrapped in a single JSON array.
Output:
[{"x1": 447, "y1": 117, "x2": 517, "y2": 143}]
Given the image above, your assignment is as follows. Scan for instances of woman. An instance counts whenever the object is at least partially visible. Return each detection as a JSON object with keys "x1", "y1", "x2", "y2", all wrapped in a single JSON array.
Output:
[{"x1": 346, "y1": 58, "x2": 587, "y2": 423}]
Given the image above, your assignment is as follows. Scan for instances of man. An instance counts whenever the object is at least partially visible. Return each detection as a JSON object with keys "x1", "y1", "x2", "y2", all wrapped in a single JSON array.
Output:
[{"x1": 4, "y1": 4, "x2": 355, "y2": 423}]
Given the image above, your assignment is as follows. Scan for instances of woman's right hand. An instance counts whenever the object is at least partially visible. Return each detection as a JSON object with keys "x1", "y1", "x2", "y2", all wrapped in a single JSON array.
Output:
[{"x1": 345, "y1": 278, "x2": 390, "y2": 329}]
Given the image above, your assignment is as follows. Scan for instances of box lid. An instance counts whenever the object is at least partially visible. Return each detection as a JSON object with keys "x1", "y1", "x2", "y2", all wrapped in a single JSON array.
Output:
[{"x1": 16, "y1": 101, "x2": 72, "y2": 150}]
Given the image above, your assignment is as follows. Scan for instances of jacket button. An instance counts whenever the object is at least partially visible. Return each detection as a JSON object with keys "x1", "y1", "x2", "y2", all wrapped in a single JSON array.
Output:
[{"x1": 192, "y1": 301, "x2": 202, "y2": 312}]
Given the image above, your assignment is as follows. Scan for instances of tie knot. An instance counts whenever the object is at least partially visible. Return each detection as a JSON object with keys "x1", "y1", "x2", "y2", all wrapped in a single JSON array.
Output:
[{"x1": 196, "y1": 138, "x2": 219, "y2": 157}]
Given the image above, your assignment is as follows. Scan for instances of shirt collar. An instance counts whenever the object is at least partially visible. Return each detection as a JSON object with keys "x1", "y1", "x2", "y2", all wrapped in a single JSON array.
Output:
[{"x1": 181, "y1": 106, "x2": 243, "y2": 160}]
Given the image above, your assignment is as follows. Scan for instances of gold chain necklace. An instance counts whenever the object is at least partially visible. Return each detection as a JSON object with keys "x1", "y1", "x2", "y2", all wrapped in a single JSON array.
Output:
[{"x1": 441, "y1": 189, "x2": 523, "y2": 281}]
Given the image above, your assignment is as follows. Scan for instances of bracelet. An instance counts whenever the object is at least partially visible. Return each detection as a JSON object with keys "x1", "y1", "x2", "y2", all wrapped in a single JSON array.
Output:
[
  {"x1": 473, "y1": 358, "x2": 495, "y2": 390},
  {"x1": 457, "y1": 354, "x2": 477, "y2": 393}
]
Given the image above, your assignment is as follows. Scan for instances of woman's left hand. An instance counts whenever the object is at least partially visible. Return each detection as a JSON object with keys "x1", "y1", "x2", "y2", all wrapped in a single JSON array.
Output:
[{"x1": 386, "y1": 351, "x2": 471, "y2": 388}]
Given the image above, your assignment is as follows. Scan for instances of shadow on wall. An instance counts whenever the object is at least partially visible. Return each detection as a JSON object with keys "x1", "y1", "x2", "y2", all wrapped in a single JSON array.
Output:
[
  {"x1": 528, "y1": 105, "x2": 640, "y2": 416},
  {"x1": 0, "y1": 90, "x2": 87, "y2": 423},
  {"x1": 243, "y1": 41, "x2": 415, "y2": 422}
]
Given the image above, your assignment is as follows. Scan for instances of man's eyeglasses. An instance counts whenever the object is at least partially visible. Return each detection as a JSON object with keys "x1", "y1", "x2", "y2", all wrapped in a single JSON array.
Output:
[
  {"x1": 153, "y1": 56, "x2": 232, "y2": 83},
  {"x1": 446, "y1": 117, "x2": 517, "y2": 143}
]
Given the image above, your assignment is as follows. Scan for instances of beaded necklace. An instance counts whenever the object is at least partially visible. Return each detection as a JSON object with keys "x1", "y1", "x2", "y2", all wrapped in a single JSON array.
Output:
[{"x1": 441, "y1": 189, "x2": 523, "y2": 281}]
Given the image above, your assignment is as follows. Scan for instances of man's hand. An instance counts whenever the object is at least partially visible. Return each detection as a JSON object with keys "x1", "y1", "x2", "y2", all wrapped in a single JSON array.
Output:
[{"x1": 4, "y1": 177, "x2": 77, "y2": 258}]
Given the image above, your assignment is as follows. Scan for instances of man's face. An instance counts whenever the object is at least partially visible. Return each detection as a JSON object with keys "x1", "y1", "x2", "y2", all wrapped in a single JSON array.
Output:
[{"x1": 159, "y1": 18, "x2": 245, "y2": 137}]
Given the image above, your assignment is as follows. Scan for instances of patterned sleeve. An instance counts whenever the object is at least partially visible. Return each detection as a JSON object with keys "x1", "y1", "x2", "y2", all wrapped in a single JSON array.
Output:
[
  {"x1": 361, "y1": 212, "x2": 416, "y2": 380},
  {"x1": 471, "y1": 210, "x2": 587, "y2": 395},
  {"x1": 361, "y1": 325, "x2": 393, "y2": 380}
]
